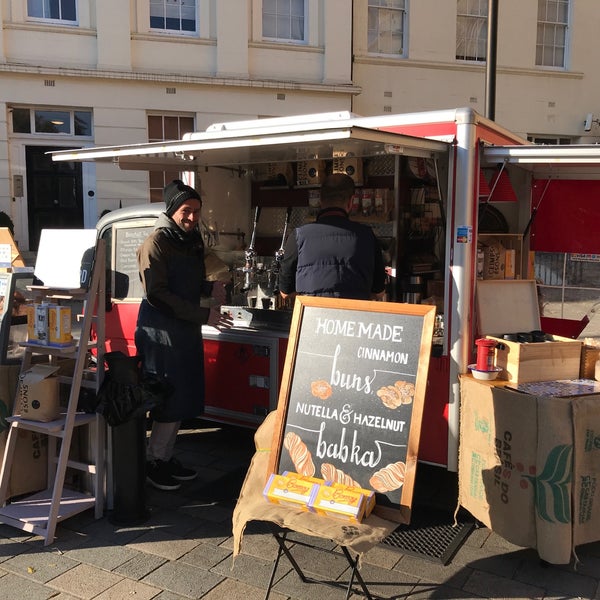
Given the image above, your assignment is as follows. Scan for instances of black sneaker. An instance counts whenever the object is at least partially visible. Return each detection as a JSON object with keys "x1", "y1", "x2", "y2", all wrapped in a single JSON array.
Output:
[
  {"x1": 168, "y1": 457, "x2": 197, "y2": 481},
  {"x1": 146, "y1": 460, "x2": 181, "y2": 491}
]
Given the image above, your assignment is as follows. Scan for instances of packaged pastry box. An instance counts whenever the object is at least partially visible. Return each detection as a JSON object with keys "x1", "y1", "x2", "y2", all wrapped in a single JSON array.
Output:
[
  {"x1": 476, "y1": 280, "x2": 582, "y2": 383},
  {"x1": 308, "y1": 483, "x2": 367, "y2": 523},
  {"x1": 263, "y1": 472, "x2": 318, "y2": 510}
]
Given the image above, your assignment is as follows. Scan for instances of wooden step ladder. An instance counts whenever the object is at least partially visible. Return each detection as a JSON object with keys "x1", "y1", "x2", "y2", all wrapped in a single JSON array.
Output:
[{"x1": 0, "y1": 237, "x2": 106, "y2": 545}]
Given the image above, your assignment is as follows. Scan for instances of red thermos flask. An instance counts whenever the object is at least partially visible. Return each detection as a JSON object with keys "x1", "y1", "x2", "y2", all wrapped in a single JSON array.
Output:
[{"x1": 475, "y1": 338, "x2": 497, "y2": 371}]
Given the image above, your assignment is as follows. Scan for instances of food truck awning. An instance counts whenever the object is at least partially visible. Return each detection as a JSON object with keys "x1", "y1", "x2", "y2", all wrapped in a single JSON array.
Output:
[
  {"x1": 483, "y1": 144, "x2": 600, "y2": 179},
  {"x1": 50, "y1": 112, "x2": 449, "y2": 169}
]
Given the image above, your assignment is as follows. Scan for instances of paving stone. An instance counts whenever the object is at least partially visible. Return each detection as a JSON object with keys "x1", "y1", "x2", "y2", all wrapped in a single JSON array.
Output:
[
  {"x1": 142, "y1": 506, "x2": 209, "y2": 538},
  {"x1": 271, "y1": 567, "x2": 358, "y2": 600},
  {"x1": 399, "y1": 582, "x2": 471, "y2": 599},
  {"x1": 451, "y1": 538, "x2": 523, "y2": 579},
  {"x1": 73, "y1": 514, "x2": 155, "y2": 545},
  {"x1": 516, "y1": 557, "x2": 598, "y2": 599},
  {"x1": 574, "y1": 552, "x2": 600, "y2": 580},
  {"x1": 269, "y1": 539, "x2": 350, "y2": 580},
  {"x1": 126, "y1": 528, "x2": 201, "y2": 561},
  {"x1": 462, "y1": 568, "x2": 545, "y2": 599},
  {"x1": 46, "y1": 562, "x2": 123, "y2": 599},
  {"x1": 1, "y1": 547, "x2": 79, "y2": 583},
  {"x1": 111, "y1": 551, "x2": 167, "y2": 580},
  {"x1": 179, "y1": 541, "x2": 231, "y2": 570},
  {"x1": 210, "y1": 551, "x2": 281, "y2": 590},
  {"x1": 221, "y1": 530, "x2": 280, "y2": 560},
  {"x1": 92, "y1": 577, "x2": 162, "y2": 599},
  {"x1": 142, "y1": 559, "x2": 224, "y2": 598},
  {"x1": 0, "y1": 572, "x2": 59, "y2": 600},
  {"x1": 0, "y1": 535, "x2": 32, "y2": 563},
  {"x1": 175, "y1": 500, "x2": 233, "y2": 523},
  {"x1": 151, "y1": 591, "x2": 191, "y2": 600},
  {"x1": 64, "y1": 535, "x2": 140, "y2": 570},
  {"x1": 360, "y1": 543, "x2": 402, "y2": 569},
  {"x1": 353, "y1": 561, "x2": 418, "y2": 598},
  {"x1": 200, "y1": 577, "x2": 289, "y2": 600},
  {"x1": 185, "y1": 519, "x2": 231, "y2": 546},
  {"x1": 393, "y1": 553, "x2": 472, "y2": 588}
]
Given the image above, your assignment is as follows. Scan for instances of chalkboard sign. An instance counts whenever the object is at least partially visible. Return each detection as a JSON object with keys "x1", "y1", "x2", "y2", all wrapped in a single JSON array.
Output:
[
  {"x1": 112, "y1": 221, "x2": 154, "y2": 300},
  {"x1": 269, "y1": 296, "x2": 435, "y2": 523}
]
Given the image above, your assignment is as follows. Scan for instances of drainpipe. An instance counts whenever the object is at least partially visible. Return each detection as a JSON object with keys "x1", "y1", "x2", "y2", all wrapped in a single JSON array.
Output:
[{"x1": 485, "y1": 0, "x2": 498, "y2": 121}]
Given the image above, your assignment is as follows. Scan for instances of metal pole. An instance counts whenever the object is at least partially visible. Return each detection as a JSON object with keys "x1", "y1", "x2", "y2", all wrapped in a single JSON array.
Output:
[{"x1": 485, "y1": 0, "x2": 498, "y2": 120}]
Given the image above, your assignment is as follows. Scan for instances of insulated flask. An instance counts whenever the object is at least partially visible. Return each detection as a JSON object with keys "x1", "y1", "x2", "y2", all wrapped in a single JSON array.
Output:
[{"x1": 475, "y1": 338, "x2": 497, "y2": 371}]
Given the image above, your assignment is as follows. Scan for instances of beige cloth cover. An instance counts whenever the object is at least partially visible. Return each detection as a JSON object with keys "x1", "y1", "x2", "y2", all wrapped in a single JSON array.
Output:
[
  {"x1": 232, "y1": 411, "x2": 398, "y2": 559},
  {"x1": 572, "y1": 395, "x2": 600, "y2": 547}
]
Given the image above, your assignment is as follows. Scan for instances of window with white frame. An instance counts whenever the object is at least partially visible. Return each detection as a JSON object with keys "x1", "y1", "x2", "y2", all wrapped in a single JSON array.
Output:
[
  {"x1": 12, "y1": 107, "x2": 92, "y2": 137},
  {"x1": 368, "y1": 0, "x2": 406, "y2": 55},
  {"x1": 27, "y1": 0, "x2": 77, "y2": 23},
  {"x1": 456, "y1": 0, "x2": 487, "y2": 61},
  {"x1": 536, "y1": 0, "x2": 569, "y2": 68},
  {"x1": 263, "y1": 0, "x2": 305, "y2": 42},
  {"x1": 148, "y1": 114, "x2": 195, "y2": 203},
  {"x1": 150, "y1": 0, "x2": 197, "y2": 34}
]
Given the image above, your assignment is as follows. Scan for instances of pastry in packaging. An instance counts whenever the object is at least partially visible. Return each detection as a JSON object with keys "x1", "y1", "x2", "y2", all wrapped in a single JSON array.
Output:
[{"x1": 263, "y1": 472, "x2": 318, "y2": 509}]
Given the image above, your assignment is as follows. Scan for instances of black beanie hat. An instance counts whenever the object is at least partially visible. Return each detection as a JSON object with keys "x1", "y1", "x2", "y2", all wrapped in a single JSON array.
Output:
[{"x1": 163, "y1": 179, "x2": 201, "y2": 217}]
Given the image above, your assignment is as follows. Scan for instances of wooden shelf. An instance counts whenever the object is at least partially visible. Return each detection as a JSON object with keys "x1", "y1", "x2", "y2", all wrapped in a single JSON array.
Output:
[
  {"x1": 6, "y1": 412, "x2": 96, "y2": 435},
  {"x1": 0, "y1": 237, "x2": 106, "y2": 546},
  {"x1": 0, "y1": 488, "x2": 95, "y2": 533}
]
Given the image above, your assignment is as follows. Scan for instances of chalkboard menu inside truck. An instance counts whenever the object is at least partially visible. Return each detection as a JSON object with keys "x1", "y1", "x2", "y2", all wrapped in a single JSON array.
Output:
[
  {"x1": 269, "y1": 296, "x2": 435, "y2": 523},
  {"x1": 112, "y1": 221, "x2": 153, "y2": 300}
]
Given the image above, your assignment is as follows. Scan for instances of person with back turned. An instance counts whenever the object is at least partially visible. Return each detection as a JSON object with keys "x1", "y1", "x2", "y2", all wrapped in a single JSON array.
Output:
[
  {"x1": 135, "y1": 179, "x2": 229, "y2": 491},
  {"x1": 278, "y1": 173, "x2": 386, "y2": 301}
]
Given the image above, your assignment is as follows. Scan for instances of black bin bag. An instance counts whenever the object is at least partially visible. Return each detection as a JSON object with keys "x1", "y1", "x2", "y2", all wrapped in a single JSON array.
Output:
[
  {"x1": 96, "y1": 351, "x2": 171, "y2": 525},
  {"x1": 95, "y1": 351, "x2": 170, "y2": 426}
]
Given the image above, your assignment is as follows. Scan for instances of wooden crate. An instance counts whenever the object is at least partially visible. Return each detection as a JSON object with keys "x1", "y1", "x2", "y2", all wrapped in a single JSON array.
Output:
[
  {"x1": 476, "y1": 280, "x2": 582, "y2": 383},
  {"x1": 487, "y1": 334, "x2": 582, "y2": 383},
  {"x1": 580, "y1": 345, "x2": 600, "y2": 379}
]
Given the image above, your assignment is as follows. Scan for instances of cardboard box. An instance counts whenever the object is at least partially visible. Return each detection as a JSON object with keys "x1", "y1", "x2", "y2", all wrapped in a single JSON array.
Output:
[
  {"x1": 296, "y1": 160, "x2": 325, "y2": 186},
  {"x1": 16, "y1": 365, "x2": 60, "y2": 422},
  {"x1": 480, "y1": 237, "x2": 505, "y2": 279},
  {"x1": 476, "y1": 280, "x2": 582, "y2": 383},
  {"x1": 580, "y1": 344, "x2": 600, "y2": 378},
  {"x1": 327, "y1": 481, "x2": 376, "y2": 517},
  {"x1": 263, "y1": 472, "x2": 318, "y2": 510},
  {"x1": 26, "y1": 303, "x2": 49, "y2": 344},
  {"x1": 0, "y1": 364, "x2": 48, "y2": 499},
  {"x1": 459, "y1": 376, "x2": 600, "y2": 564},
  {"x1": 332, "y1": 156, "x2": 363, "y2": 185},
  {"x1": 26, "y1": 304, "x2": 73, "y2": 346},
  {"x1": 47, "y1": 305, "x2": 72, "y2": 346},
  {"x1": 309, "y1": 483, "x2": 367, "y2": 523},
  {"x1": 504, "y1": 248, "x2": 516, "y2": 279}
]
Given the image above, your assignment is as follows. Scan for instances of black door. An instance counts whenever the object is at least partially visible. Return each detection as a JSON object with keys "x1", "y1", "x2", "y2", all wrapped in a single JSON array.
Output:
[{"x1": 25, "y1": 146, "x2": 83, "y2": 251}]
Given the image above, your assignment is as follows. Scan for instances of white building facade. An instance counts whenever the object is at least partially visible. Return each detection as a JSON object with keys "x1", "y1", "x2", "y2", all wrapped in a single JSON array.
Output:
[{"x1": 1, "y1": 0, "x2": 599, "y2": 250}]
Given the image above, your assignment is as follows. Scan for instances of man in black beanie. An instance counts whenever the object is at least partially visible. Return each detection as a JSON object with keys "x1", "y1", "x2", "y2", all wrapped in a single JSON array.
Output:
[
  {"x1": 164, "y1": 179, "x2": 201, "y2": 218},
  {"x1": 135, "y1": 179, "x2": 228, "y2": 490}
]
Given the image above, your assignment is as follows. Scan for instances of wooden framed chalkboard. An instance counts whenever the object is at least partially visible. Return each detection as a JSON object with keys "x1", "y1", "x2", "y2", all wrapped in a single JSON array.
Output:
[
  {"x1": 111, "y1": 221, "x2": 154, "y2": 300},
  {"x1": 269, "y1": 296, "x2": 436, "y2": 524}
]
